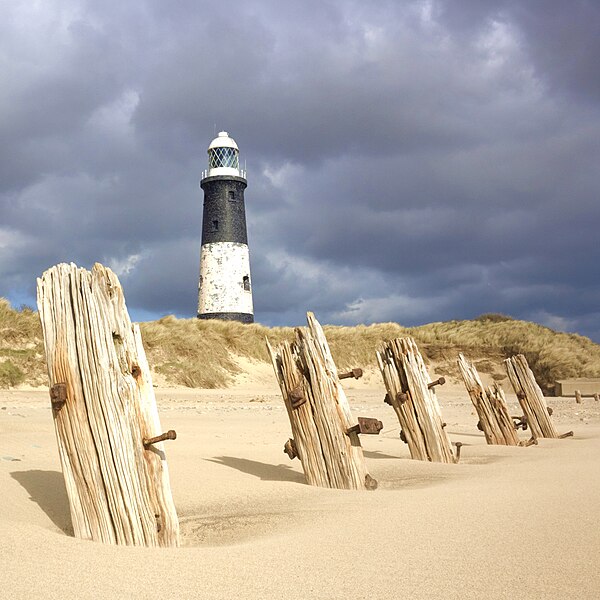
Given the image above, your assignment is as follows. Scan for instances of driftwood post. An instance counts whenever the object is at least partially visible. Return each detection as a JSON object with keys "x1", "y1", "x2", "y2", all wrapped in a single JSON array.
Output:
[
  {"x1": 267, "y1": 312, "x2": 378, "y2": 490},
  {"x1": 377, "y1": 337, "x2": 457, "y2": 463},
  {"x1": 458, "y1": 353, "x2": 520, "y2": 446},
  {"x1": 504, "y1": 354, "x2": 572, "y2": 440},
  {"x1": 37, "y1": 263, "x2": 179, "y2": 546}
]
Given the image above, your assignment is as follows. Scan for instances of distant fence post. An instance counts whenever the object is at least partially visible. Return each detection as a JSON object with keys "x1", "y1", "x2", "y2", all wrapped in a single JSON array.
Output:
[
  {"x1": 267, "y1": 312, "x2": 378, "y2": 490},
  {"x1": 504, "y1": 354, "x2": 572, "y2": 440},
  {"x1": 37, "y1": 263, "x2": 179, "y2": 546},
  {"x1": 458, "y1": 353, "x2": 520, "y2": 446},
  {"x1": 377, "y1": 337, "x2": 457, "y2": 463}
]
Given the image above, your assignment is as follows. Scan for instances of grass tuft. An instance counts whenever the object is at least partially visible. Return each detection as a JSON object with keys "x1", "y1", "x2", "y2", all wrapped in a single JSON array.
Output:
[{"x1": 0, "y1": 360, "x2": 25, "y2": 387}]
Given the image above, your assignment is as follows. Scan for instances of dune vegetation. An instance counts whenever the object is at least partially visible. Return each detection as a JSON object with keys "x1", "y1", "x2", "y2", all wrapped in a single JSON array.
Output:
[
  {"x1": 0, "y1": 299, "x2": 45, "y2": 388},
  {"x1": 2, "y1": 297, "x2": 600, "y2": 393}
]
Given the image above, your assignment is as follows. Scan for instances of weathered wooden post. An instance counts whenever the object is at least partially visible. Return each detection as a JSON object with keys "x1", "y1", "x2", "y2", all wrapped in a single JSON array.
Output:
[
  {"x1": 575, "y1": 389, "x2": 583, "y2": 404},
  {"x1": 377, "y1": 337, "x2": 457, "y2": 463},
  {"x1": 267, "y1": 312, "x2": 378, "y2": 490},
  {"x1": 37, "y1": 263, "x2": 179, "y2": 546},
  {"x1": 504, "y1": 354, "x2": 572, "y2": 440},
  {"x1": 458, "y1": 353, "x2": 520, "y2": 446}
]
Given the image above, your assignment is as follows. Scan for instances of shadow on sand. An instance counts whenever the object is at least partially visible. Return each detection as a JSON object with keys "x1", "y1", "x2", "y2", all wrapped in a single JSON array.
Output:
[
  {"x1": 446, "y1": 430, "x2": 485, "y2": 438},
  {"x1": 363, "y1": 450, "x2": 401, "y2": 460},
  {"x1": 206, "y1": 456, "x2": 305, "y2": 484},
  {"x1": 11, "y1": 469, "x2": 73, "y2": 535}
]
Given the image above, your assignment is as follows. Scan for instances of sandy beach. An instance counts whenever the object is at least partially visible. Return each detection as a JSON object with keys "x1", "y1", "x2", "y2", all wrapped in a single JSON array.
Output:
[{"x1": 1, "y1": 379, "x2": 599, "y2": 599}]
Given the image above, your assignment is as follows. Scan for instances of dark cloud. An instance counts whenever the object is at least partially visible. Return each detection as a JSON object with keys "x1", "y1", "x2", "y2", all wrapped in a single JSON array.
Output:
[
  {"x1": 1, "y1": 0, "x2": 599, "y2": 342},
  {"x1": 436, "y1": 0, "x2": 600, "y2": 103}
]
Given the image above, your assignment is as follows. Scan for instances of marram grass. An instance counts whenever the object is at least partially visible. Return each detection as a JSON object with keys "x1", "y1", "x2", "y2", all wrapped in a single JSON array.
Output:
[{"x1": 2, "y1": 298, "x2": 600, "y2": 392}]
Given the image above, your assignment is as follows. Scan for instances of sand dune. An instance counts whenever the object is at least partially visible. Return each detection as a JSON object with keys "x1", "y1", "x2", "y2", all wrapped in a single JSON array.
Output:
[{"x1": 1, "y1": 384, "x2": 599, "y2": 599}]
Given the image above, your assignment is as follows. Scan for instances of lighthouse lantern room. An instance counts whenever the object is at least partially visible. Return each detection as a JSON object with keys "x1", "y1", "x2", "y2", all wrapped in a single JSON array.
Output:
[{"x1": 197, "y1": 131, "x2": 254, "y2": 323}]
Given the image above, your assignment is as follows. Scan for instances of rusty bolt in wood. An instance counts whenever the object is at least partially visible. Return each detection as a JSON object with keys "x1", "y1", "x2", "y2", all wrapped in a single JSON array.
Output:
[
  {"x1": 454, "y1": 442, "x2": 463, "y2": 463},
  {"x1": 346, "y1": 417, "x2": 383, "y2": 436},
  {"x1": 364, "y1": 474, "x2": 378, "y2": 491},
  {"x1": 427, "y1": 376, "x2": 446, "y2": 390},
  {"x1": 384, "y1": 391, "x2": 408, "y2": 405},
  {"x1": 283, "y1": 438, "x2": 298, "y2": 460},
  {"x1": 360, "y1": 417, "x2": 383, "y2": 434},
  {"x1": 547, "y1": 406, "x2": 553, "y2": 417},
  {"x1": 49, "y1": 383, "x2": 67, "y2": 411},
  {"x1": 131, "y1": 365, "x2": 142, "y2": 379},
  {"x1": 143, "y1": 430, "x2": 177, "y2": 448},
  {"x1": 339, "y1": 368, "x2": 363, "y2": 380},
  {"x1": 288, "y1": 385, "x2": 306, "y2": 409},
  {"x1": 512, "y1": 415, "x2": 528, "y2": 431}
]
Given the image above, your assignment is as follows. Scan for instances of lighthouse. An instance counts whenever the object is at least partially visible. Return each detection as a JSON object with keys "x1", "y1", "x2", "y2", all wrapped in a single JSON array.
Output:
[{"x1": 197, "y1": 131, "x2": 254, "y2": 323}]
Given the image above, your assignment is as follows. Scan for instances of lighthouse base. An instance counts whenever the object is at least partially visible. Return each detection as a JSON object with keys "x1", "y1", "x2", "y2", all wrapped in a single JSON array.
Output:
[{"x1": 197, "y1": 312, "x2": 254, "y2": 324}]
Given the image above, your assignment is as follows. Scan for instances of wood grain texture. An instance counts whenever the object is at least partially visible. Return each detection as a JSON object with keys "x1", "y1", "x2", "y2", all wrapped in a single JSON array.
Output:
[
  {"x1": 377, "y1": 337, "x2": 456, "y2": 463},
  {"x1": 504, "y1": 354, "x2": 559, "y2": 439},
  {"x1": 458, "y1": 353, "x2": 520, "y2": 446},
  {"x1": 37, "y1": 263, "x2": 179, "y2": 546},
  {"x1": 267, "y1": 312, "x2": 375, "y2": 490}
]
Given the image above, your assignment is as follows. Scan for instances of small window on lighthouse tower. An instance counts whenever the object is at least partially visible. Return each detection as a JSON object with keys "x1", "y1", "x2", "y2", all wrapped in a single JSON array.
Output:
[
  {"x1": 243, "y1": 275, "x2": 250, "y2": 291},
  {"x1": 228, "y1": 191, "x2": 235, "y2": 200},
  {"x1": 212, "y1": 220, "x2": 219, "y2": 231}
]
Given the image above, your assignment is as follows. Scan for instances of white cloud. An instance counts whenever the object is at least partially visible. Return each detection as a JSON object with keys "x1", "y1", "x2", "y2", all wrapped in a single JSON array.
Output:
[
  {"x1": 87, "y1": 89, "x2": 140, "y2": 141},
  {"x1": 332, "y1": 294, "x2": 441, "y2": 325},
  {"x1": 529, "y1": 310, "x2": 578, "y2": 334},
  {"x1": 261, "y1": 162, "x2": 304, "y2": 191},
  {"x1": 106, "y1": 253, "x2": 142, "y2": 277},
  {"x1": 0, "y1": 227, "x2": 34, "y2": 276}
]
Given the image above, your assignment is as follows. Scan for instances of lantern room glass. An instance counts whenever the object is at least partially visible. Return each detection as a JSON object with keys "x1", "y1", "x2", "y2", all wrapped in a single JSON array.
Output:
[{"x1": 208, "y1": 146, "x2": 239, "y2": 170}]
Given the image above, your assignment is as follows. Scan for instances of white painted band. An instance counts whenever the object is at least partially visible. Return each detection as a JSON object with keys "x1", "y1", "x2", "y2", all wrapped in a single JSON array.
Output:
[{"x1": 198, "y1": 242, "x2": 253, "y2": 315}]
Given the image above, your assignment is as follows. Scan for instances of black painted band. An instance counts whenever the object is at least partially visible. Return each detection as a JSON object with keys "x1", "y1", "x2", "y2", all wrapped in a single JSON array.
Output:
[{"x1": 201, "y1": 178, "x2": 249, "y2": 245}]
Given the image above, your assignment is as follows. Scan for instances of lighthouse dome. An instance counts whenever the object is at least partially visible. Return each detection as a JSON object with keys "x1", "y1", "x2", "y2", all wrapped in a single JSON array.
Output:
[
  {"x1": 208, "y1": 131, "x2": 239, "y2": 151},
  {"x1": 203, "y1": 131, "x2": 245, "y2": 180}
]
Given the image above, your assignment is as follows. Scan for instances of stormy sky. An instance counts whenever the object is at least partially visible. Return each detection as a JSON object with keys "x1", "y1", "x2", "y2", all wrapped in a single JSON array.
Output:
[{"x1": 2, "y1": 1, "x2": 600, "y2": 340}]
